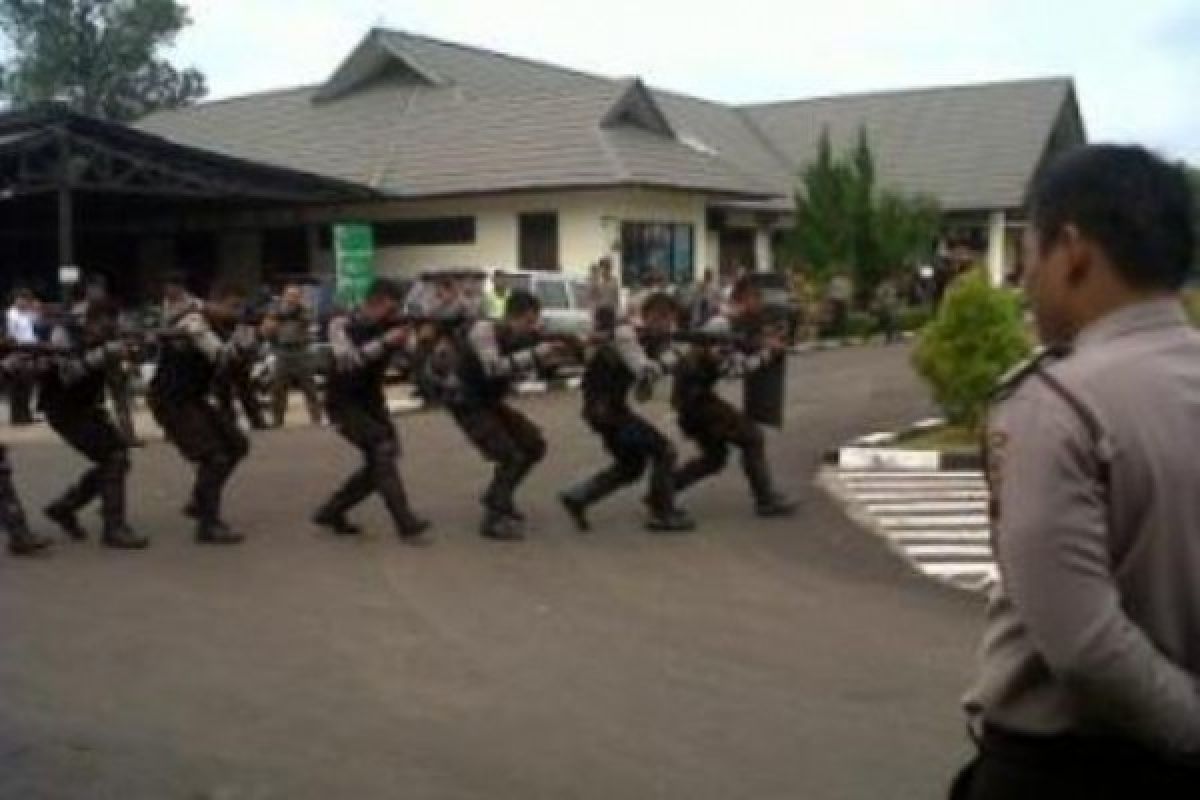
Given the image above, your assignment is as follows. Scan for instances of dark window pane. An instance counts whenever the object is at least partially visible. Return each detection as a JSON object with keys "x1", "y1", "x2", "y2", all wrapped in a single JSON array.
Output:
[{"x1": 375, "y1": 217, "x2": 476, "y2": 247}]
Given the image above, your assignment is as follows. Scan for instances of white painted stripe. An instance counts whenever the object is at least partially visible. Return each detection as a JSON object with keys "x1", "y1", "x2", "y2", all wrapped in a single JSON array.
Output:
[
  {"x1": 910, "y1": 418, "x2": 947, "y2": 431},
  {"x1": 855, "y1": 490, "x2": 989, "y2": 502},
  {"x1": 905, "y1": 544, "x2": 993, "y2": 558},
  {"x1": 919, "y1": 563, "x2": 1000, "y2": 580},
  {"x1": 843, "y1": 485, "x2": 988, "y2": 496},
  {"x1": 839, "y1": 471, "x2": 983, "y2": 481},
  {"x1": 856, "y1": 432, "x2": 898, "y2": 445},
  {"x1": 840, "y1": 449, "x2": 941, "y2": 471},
  {"x1": 889, "y1": 531, "x2": 990, "y2": 543},
  {"x1": 866, "y1": 501, "x2": 988, "y2": 514},
  {"x1": 878, "y1": 515, "x2": 990, "y2": 529}
]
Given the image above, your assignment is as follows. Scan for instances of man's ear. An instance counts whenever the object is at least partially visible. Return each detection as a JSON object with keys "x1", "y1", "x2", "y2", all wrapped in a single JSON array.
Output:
[{"x1": 1060, "y1": 224, "x2": 1093, "y2": 287}]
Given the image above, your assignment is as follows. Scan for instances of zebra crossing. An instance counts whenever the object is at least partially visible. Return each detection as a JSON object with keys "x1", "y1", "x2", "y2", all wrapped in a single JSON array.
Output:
[{"x1": 828, "y1": 469, "x2": 998, "y2": 593}]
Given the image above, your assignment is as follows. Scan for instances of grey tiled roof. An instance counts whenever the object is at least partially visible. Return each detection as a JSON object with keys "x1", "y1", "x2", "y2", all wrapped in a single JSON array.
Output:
[
  {"x1": 138, "y1": 29, "x2": 1082, "y2": 211},
  {"x1": 741, "y1": 78, "x2": 1079, "y2": 211}
]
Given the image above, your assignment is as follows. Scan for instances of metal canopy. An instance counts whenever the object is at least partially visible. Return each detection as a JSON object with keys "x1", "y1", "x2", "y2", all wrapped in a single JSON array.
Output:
[{"x1": 0, "y1": 105, "x2": 378, "y2": 204}]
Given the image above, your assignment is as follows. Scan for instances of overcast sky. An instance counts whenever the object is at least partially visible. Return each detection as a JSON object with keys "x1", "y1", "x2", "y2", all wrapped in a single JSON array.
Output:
[{"x1": 175, "y1": 0, "x2": 1199, "y2": 162}]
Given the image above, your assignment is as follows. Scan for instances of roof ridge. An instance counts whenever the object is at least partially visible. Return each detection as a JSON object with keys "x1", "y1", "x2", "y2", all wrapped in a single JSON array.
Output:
[
  {"x1": 165, "y1": 83, "x2": 318, "y2": 114},
  {"x1": 740, "y1": 75, "x2": 1073, "y2": 111},
  {"x1": 376, "y1": 27, "x2": 613, "y2": 86}
]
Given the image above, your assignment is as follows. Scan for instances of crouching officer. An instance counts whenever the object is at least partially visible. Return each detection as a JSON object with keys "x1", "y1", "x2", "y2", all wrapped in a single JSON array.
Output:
[
  {"x1": 40, "y1": 301, "x2": 147, "y2": 549},
  {"x1": 672, "y1": 276, "x2": 795, "y2": 517},
  {"x1": 313, "y1": 279, "x2": 430, "y2": 542},
  {"x1": 148, "y1": 277, "x2": 250, "y2": 545},
  {"x1": 447, "y1": 289, "x2": 565, "y2": 541},
  {"x1": 0, "y1": 350, "x2": 51, "y2": 555},
  {"x1": 0, "y1": 443, "x2": 51, "y2": 556},
  {"x1": 559, "y1": 294, "x2": 694, "y2": 533}
]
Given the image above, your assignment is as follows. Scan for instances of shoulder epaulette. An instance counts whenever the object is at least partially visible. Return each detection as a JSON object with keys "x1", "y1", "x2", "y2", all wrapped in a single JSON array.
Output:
[{"x1": 989, "y1": 344, "x2": 1070, "y2": 403}]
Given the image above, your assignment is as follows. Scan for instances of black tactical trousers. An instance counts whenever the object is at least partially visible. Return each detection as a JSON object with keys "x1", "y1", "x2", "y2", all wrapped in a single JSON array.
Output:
[
  {"x1": 0, "y1": 445, "x2": 31, "y2": 536},
  {"x1": 45, "y1": 406, "x2": 130, "y2": 528},
  {"x1": 8, "y1": 373, "x2": 33, "y2": 424},
  {"x1": 451, "y1": 401, "x2": 546, "y2": 514},
  {"x1": 319, "y1": 404, "x2": 420, "y2": 530},
  {"x1": 271, "y1": 348, "x2": 322, "y2": 426},
  {"x1": 151, "y1": 395, "x2": 249, "y2": 524},
  {"x1": 571, "y1": 403, "x2": 677, "y2": 514},
  {"x1": 674, "y1": 394, "x2": 778, "y2": 503},
  {"x1": 215, "y1": 363, "x2": 266, "y2": 429},
  {"x1": 951, "y1": 727, "x2": 1199, "y2": 800}
]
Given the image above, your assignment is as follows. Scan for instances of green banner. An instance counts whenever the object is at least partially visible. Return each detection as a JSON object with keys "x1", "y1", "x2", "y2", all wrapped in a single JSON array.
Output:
[{"x1": 334, "y1": 223, "x2": 375, "y2": 307}]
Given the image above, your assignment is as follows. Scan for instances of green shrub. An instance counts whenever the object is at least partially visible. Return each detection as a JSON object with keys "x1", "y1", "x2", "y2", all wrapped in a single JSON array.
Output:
[
  {"x1": 1184, "y1": 290, "x2": 1200, "y2": 327},
  {"x1": 846, "y1": 311, "x2": 876, "y2": 340},
  {"x1": 897, "y1": 306, "x2": 932, "y2": 333},
  {"x1": 912, "y1": 270, "x2": 1031, "y2": 430}
]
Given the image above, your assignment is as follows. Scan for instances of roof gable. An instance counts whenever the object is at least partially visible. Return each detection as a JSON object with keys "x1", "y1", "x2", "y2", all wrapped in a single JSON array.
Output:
[
  {"x1": 313, "y1": 29, "x2": 446, "y2": 104},
  {"x1": 601, "y1": 79, "x2": 675, "y2": 138}
]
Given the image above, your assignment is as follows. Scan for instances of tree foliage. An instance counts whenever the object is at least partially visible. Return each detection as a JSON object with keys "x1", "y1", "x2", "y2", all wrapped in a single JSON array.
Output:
[
  {"x1": 783, "y1": 126, "x2": 941, "y2": 299},
  {"x1": 0, "y1": 0, "x2": 207, "y2": 121},
  {"x1": 912, "y1": 270, "x2": 1031, "y2": 430},
  {"x1": 1189, "y1": 165, "x2": 1200, "y2": 270}
]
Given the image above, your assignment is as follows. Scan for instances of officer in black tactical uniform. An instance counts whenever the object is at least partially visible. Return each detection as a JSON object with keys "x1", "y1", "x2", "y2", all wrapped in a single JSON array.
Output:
[
  {"x1": 1, "y1": 346, "x2": 52, "y2": 556},
  {"x1": 447, "y1": 289, "x2": 565, "y2": 541},
  {"x1": 672, "y1": 277, "x2": 795, "y2": 517},
  {"x1": 313, "y1": 279, "x2": 430, "y2": 542},
  {"x1": 148, "y1": 277, "x2": 250, "y2": 544},
  {"x1": 559, "y1": 294, "x2": 695, "y2": 533},
  {"x1": 39, "y1": 300, "x2": 147, "y2": 549},
  {"x1": 212, "y1": 302, "x2": 268, "y2": 430},
  {"x1": 0, "y1": 443, "x2": 50, "y2": 556}
]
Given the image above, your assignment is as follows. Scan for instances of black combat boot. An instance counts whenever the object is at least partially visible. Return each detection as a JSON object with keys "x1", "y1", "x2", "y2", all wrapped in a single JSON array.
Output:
[
  {"x1": 743, "y1": 448, "x2": 797, "y2": 518},
  {"x1": 397, "y1": 515, "x2": 433, "y2": 546},
  {"x1": 44, "y1": 502, "x2": 89, "y2": 541},
  {"x1": 8, "y1": 523, "x2": 52, "y2": 556},
  {"x1": 480, "y1": 509, "x2": 524, "y2": 542},
  {"x1": 312, "y1": 509, "x2": 363, "y2": 535},
  {"x1": 558, "y1": 489, "x2": 592, "y2": 532},
  {"x1": 103, "y1": 523, "x2": 149, "y2": 550},
  {"x1": 646, "y1": 508, "x2": 697, "y2": 534},
  {"x1": 196, "y1": 519, "x2": 245, "y2": 545}
]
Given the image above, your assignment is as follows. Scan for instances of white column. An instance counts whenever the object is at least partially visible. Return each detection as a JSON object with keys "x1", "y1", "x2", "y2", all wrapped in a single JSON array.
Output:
[
  {"x1": 987, "y1": 210, "x2": 1007, "y2": 287},
  {"x1": 754, "y1": 227, "x2": 773, "y2": 273}
]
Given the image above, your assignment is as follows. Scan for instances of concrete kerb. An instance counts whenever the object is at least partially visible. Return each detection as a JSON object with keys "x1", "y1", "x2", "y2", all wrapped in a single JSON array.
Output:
[{"x1": 822, "y1": 417, "x2": 985, "y2": 472}]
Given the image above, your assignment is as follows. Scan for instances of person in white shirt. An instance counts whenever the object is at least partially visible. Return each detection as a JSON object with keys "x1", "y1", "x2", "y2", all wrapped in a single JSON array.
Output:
[{"x1": 5, "y1": 289, "x2": 39, "y2": 425}]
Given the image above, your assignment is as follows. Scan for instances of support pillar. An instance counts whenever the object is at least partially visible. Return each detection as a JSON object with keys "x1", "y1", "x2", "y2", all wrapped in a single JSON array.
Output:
[
  {"x1": 754, "y1": 227, "x2": 774, "y2": 273},
  {"x1": 987, "y1": 210, "x2": 1007, "y2": 287}
]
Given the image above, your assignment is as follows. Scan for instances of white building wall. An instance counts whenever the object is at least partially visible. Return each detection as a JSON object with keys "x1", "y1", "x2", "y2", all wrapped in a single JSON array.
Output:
[{"x1": 318, "y1": 188, "x2": 708, "y2": 286}]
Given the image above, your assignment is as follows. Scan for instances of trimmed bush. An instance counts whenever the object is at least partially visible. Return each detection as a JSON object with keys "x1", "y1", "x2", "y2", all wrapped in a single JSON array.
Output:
[
  {"x1": 897, "y1": 306, "x2": 932, "y2": 333},
  {"x1": 913, "y1": 270, "x2": 1031, "y2": 430},
  {"x1": 1184, "y1": 290, "x2": 1200, "y2": 327}
]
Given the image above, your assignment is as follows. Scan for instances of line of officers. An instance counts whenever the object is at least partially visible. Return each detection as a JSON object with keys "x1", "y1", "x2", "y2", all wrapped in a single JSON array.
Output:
[{"x1": 0, "y1": 271, "x2": 796, "y2": 557}]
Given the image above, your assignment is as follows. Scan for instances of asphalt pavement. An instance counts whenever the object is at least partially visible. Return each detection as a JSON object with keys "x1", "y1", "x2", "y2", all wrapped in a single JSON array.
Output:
[{"x1": 1, "y1": 343, "x2": 981, "y2": 800}]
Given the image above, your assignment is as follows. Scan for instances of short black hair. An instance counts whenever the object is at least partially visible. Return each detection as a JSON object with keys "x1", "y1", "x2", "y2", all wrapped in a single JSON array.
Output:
[
  {"x1": 641, "y1": 291, "x2": 678, "y2": 318},
  {"x1": 210, "y1": 282, "x2": 247, "y2": 302},
  {"x1": 1030, "y1": 145, "x2": 1196, "y2": 290},
  {"x1": 731, "y1": 275, "x2": 761, "y2": 302},
  {"x1": 505, "y1": 288, "x2": 540, "y2": 318},
  {"x1": 366, "y1": 278, "x2": 407, "y2": 303}
]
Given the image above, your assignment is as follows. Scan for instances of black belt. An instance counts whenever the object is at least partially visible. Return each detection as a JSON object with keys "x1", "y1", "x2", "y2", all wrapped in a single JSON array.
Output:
[{"x1": 982, "y1": 723, "x2": 1199, "y2": 774}]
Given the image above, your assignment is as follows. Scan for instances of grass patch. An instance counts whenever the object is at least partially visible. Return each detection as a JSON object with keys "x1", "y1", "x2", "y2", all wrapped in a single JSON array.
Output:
[{"x1": 894, "y1": 424, "x2": 979, "y2": 453}]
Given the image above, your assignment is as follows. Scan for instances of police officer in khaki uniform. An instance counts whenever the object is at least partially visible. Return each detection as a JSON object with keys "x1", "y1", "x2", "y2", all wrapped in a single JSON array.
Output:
[{"x1": 954, "y1": 146, "x2": 1200, "y2": 798}]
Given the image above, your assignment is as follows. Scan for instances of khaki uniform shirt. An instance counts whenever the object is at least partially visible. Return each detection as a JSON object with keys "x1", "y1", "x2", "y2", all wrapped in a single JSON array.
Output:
[{"x1": 966, "y1": 298, "x2": 1200, "y2": 758}]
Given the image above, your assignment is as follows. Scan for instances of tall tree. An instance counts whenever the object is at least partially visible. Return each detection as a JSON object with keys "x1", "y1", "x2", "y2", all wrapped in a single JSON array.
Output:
[
  {"x1": 782, "y1": 126, "x2": 940, "y2": 299},
  {"x1": 1189, "y1": 166, "x2": 1200, "y2": 270},
  {"x1": 0, "y1": 0, "x2": 206, "y2": 121}
]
